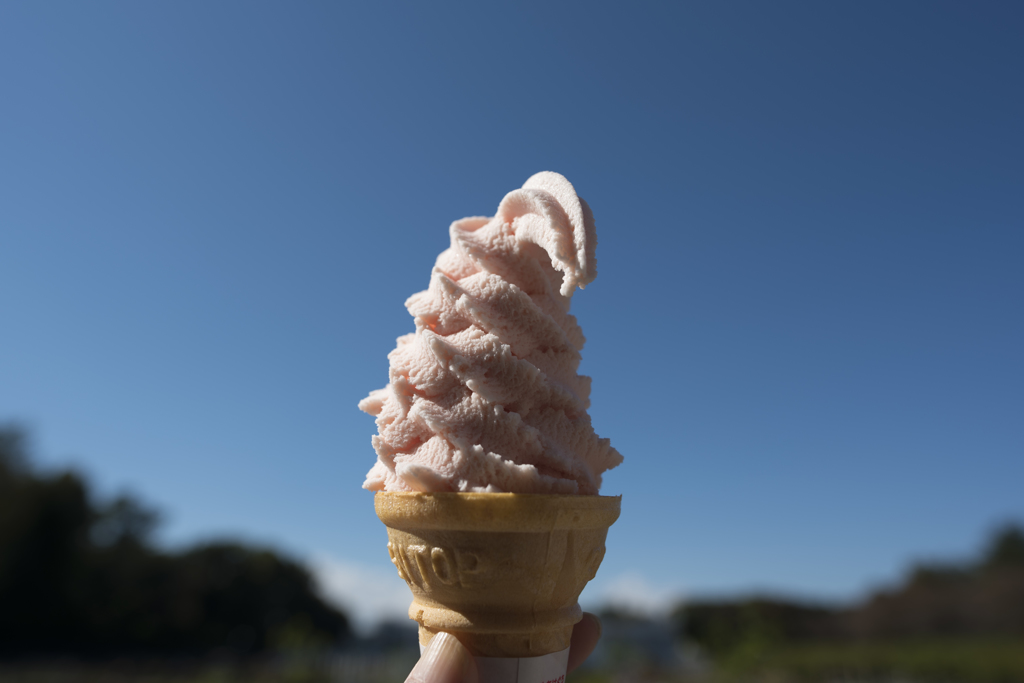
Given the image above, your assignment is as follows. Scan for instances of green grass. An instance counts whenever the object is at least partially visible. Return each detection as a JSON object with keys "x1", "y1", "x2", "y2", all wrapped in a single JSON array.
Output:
[
  {"x1": 5, "y1": 640, "x2": 1024, "y2": 683},
  {"x1": 719, "y1": 637, "x2": 1024, "y2": 683}
]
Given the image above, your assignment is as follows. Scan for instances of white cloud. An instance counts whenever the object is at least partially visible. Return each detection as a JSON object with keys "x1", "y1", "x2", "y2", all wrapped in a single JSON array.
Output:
[
  {"x1": 311, "y1": 554, "x2": 412, "y2": 635},
  {"x1": 586, "y1": 572, "x2": 686, "y2": 617}
]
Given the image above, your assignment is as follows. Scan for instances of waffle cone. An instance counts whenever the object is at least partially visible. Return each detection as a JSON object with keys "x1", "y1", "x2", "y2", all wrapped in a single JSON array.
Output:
[{"x1": 375, "y1": 491, "x2": 620, "y2": 658}]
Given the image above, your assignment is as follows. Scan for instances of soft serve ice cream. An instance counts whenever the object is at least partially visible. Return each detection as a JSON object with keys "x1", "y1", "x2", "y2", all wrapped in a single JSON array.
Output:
[{"x1": 359, "y1": 172, "x2": 622, "y2": 495}]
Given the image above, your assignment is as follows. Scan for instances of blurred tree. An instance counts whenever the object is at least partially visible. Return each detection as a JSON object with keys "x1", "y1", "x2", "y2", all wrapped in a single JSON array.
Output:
[
  {"x1": 90, "y1": 495, "x2": 159, "y2": 548},
  {"x1": 983, "y1": 524, "x2": 1024, "y2": 569},
  {"x1": 0, "y1": 425, "x2": 94, "y2": 653},
  {"x1": 673, "y1": 598, "x2": 843, "y2": 660},
  {"x1": 164, "y1": 543, "x2": 350, "y2": 653},
  {"x1": 0, "y1": 425, "x2": 28, "y2": 476},
  {"x1": 852, "y1": 524, "x2": 1024, "y2": 639},
  {"x1": 673, "y1": 521, "x2": 1024, "y2": 661},
  {"x1": 0, "y1": 424, "x2": 350, "y2": 658}
]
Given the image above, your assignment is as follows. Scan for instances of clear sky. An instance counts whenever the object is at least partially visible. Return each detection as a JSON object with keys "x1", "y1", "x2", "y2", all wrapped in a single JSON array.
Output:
[{"x1": 2, "y1": 2, "x2": 1022, "y2": 630}]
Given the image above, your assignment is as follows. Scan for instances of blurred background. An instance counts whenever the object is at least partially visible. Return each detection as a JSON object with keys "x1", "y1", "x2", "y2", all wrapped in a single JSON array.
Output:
[{"x1": 1, "y1": 2, "x2": 1022, "y2": 682}]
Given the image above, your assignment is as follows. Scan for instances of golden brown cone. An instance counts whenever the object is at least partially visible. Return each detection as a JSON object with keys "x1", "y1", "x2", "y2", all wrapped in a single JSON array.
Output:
[{"x1": 375, "y1": 491, "x2": 620, "y2": 657}]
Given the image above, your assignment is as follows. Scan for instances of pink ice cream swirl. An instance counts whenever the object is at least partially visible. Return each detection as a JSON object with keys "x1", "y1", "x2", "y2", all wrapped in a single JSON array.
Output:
[{"x1": 359, "y1": 172, "x2": 623, "y2": 495}]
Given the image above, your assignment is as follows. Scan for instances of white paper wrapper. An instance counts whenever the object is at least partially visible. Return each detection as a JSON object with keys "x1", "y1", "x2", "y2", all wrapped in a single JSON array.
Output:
[
  {"x1": 474, "y1": 647, "x2": 570, "y2": 683},
  {"x1": 417, "y1": 644, "x2": 571, "y2": 683}
]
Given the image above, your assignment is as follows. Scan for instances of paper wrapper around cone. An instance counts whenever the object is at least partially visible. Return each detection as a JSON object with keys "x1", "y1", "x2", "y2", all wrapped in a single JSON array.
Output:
[{"x1": 375, "y1": 491, "x2": 621, "y2": 658}]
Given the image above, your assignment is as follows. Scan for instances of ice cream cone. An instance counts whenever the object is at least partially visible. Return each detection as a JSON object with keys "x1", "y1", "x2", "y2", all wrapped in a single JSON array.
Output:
[{"x1": 375, "y1": 491, "x2": 620, "y2": 658}]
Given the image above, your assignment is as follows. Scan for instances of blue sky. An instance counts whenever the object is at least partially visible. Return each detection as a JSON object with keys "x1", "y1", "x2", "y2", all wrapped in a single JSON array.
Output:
[{"x1": 2, "y1": 2, "x2": 1022, "y2": 628}]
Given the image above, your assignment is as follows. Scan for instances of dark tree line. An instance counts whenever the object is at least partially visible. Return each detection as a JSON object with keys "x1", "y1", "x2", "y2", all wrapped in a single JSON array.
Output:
[
  {"x1": 676, "y1": 524, "x2": 1024, "y2": 657},
  {"x1": 0, "y1": 426, "x2": 350, "y2": 658}
]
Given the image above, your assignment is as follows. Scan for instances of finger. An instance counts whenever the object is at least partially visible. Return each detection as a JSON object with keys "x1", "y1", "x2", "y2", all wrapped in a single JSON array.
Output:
[
  {"x1": 405, "y1": 632, "x2": 479, "y2": 683},
  {"x1": 566, "y1": 612, "x2": 602, "y2": 673}
]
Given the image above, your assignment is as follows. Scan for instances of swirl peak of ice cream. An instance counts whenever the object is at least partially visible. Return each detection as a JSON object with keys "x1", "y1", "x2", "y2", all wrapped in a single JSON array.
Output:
[{"x1": 359, "y1": 172, "x2": 623, "y2": 495}]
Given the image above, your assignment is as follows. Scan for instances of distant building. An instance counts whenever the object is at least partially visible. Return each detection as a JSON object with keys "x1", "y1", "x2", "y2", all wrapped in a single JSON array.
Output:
[
  {"x1": 581, "y1": 615, "x2": 702, "y2": 676},
  {"x1": 331, "y1": 621, "x2": 419, "y2": 683}
]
